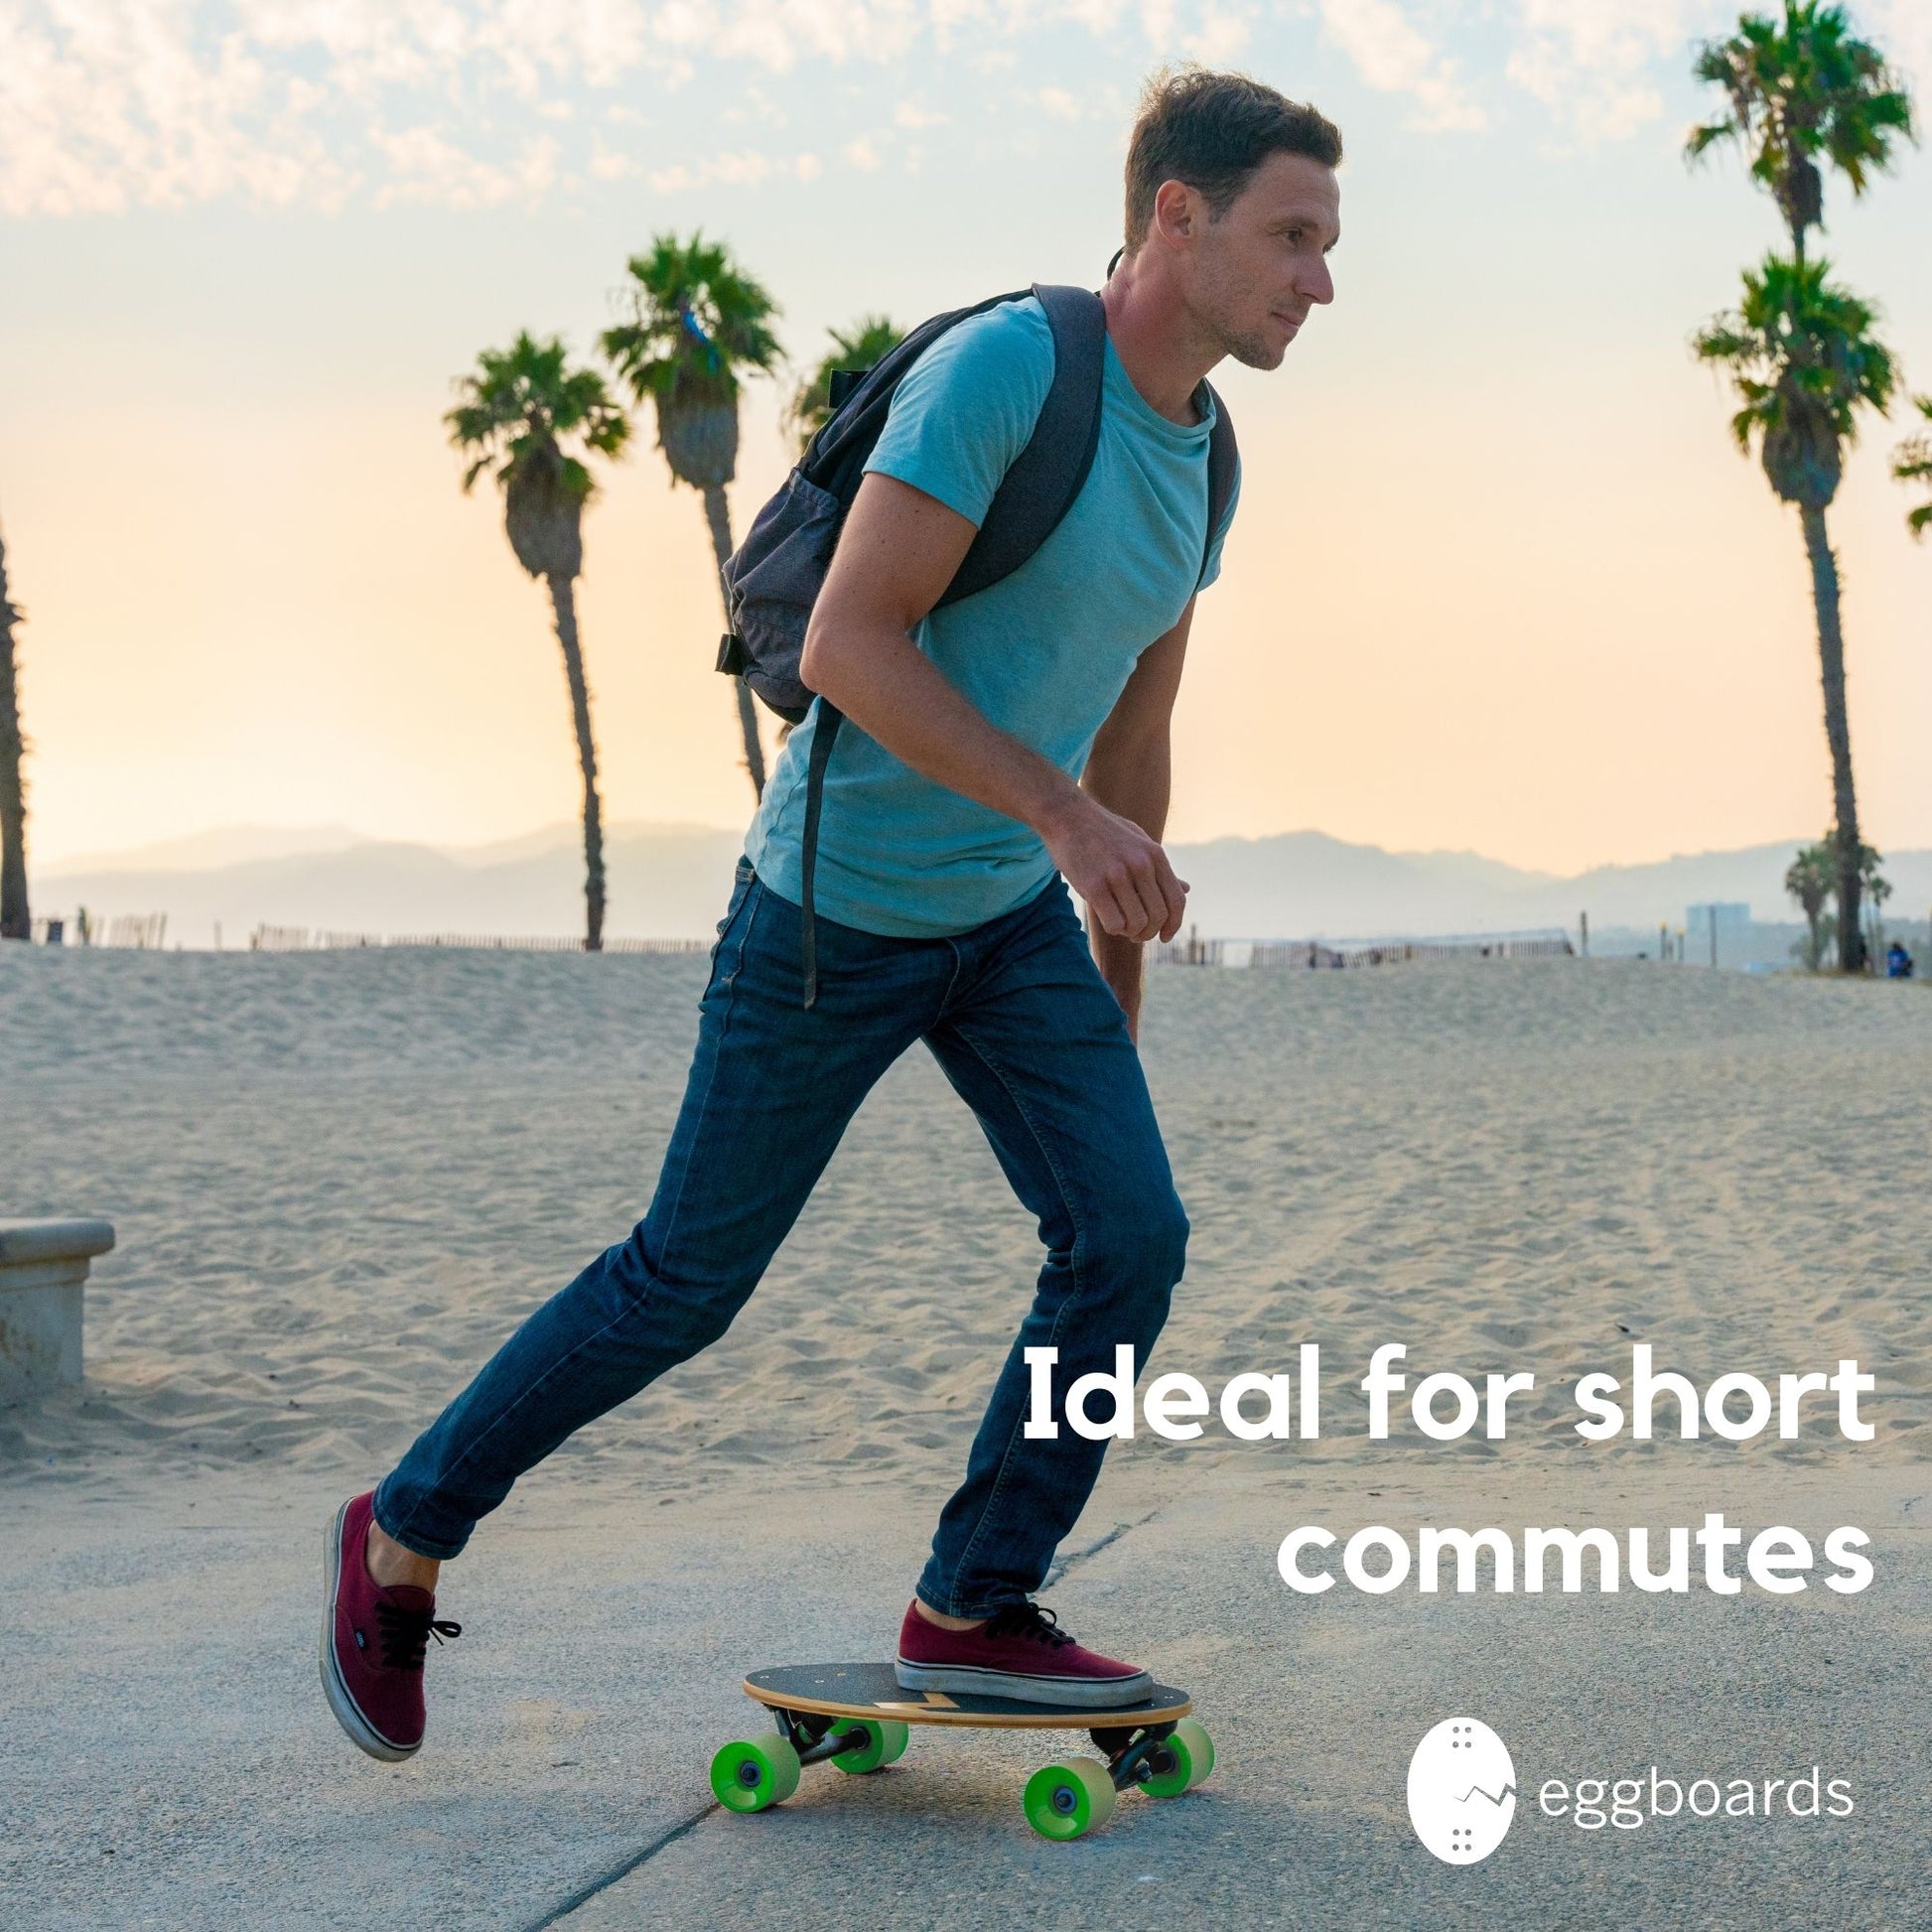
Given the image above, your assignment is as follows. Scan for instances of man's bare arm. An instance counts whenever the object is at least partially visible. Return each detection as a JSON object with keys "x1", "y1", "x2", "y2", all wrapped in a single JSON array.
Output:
[
  {"x1": 1082, "y1": 602, "x2": 1193, "y2": 1037},
  {"x1": 799, "y1": 472, "x2": 1189, "y2": 943}
]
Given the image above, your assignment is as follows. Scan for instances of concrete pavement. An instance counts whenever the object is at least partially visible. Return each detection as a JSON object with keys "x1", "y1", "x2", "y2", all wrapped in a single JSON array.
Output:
[{"x1": 3, "y1": 1454, "x2": 1926, "y2": 1929}]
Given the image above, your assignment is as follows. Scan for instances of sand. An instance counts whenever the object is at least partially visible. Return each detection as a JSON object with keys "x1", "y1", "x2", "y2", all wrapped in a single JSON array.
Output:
[
  {"x1": 4, "y1": 945, "x2": 1927, "y2": 1493},
  {"x1": 3, "y1": 944, "x2": 1928, "y2": 1926}
]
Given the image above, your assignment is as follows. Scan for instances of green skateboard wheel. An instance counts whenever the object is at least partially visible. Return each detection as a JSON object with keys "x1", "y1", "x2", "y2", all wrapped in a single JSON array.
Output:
[
  {"x1": 710, "y1": 1732, "x2": 802, "y2": 1813},
  {"x1": 1142, "y1": 1718, "x2": 1214, "y2": 1797},
  {"x1": 1023, "y1": 1756, "x2": 1118, "y2": 1841},
  {"x1": 829, "y1": 1719, "x2": 910, "y2": 1775}
]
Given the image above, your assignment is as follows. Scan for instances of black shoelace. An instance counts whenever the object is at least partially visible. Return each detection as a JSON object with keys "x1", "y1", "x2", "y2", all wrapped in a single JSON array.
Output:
[
  {"x1": 374, "y1": 1600, "x2": 462, "y2": 1672},
  {"x1": 982, "y1": 1601, "x2": 1075, "y2": 1648}
]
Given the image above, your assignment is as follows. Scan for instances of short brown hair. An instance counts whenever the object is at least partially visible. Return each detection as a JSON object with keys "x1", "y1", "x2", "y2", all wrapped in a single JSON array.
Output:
[{"x1": 1124, "y1": 67, "x2": 1342, "y2": 250}]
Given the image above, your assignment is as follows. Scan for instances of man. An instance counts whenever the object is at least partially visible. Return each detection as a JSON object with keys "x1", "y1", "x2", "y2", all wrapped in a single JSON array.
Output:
[{"x1": 322, "y1": 67, "x2": 1341, "y2": 1761}]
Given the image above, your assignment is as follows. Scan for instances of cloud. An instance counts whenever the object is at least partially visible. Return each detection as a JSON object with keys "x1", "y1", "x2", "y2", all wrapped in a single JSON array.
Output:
[
  {"x1": 1501, "y1": 0, "x2": 1712, "y2": 142},
  {"x1": 1495, "y1": 1, "x2": 1927, "y2": 146},
  {"x1": 372, "y1": 130, "x2": 560, "y2": 210},
  {"x1": 1318, "y1": 0, "x2": 1486, "y2": 134},
  {"x1": 3, "y1": 0, "x2": 1046, "y2": 213},
  {"x1": 0, "y1": 2, "x2": 347, "y2": 216},
  {"x1": 1183, "y1": 7, "x2": 1250, "y2": 65},
  {"x1": 646, "y1": 147, "x2": 823, "y2": 193},
  {"x1": 16, "y1": 0, "x2": 1911, "y2": 217}
]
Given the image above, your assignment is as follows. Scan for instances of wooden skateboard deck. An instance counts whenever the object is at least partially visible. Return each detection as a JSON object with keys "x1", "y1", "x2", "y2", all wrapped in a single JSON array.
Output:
[
  {"x1": 713, "y1": 1662, "x2": 1214, "y2": 1839},
  {"x1": 745, "y1": 1661, "x2": 1191, "y2": 1729}
]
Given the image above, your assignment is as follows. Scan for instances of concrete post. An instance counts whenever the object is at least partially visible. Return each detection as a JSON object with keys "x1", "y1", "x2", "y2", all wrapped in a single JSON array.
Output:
[{"x1": 0, "y1": 1218, "x2": 115, "y2": 1399}]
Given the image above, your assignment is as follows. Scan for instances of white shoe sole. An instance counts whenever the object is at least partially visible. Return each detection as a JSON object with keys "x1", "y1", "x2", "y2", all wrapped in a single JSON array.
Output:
[
  {"x1": 894, "y1": 1657, "x2": 1154, "y2": 1709},
  {"x1": 320, "y1": 1498, "x2": 419, "y2": 1763}
]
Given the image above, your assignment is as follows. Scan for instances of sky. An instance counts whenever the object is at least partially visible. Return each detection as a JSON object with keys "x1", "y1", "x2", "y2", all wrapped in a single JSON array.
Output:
[{"x1": 3, "y1": 0, "x2": 1930, "y2": 876}]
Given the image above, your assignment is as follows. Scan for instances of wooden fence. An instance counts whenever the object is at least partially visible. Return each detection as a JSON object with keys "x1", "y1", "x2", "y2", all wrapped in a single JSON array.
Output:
[
  {"x1": 22, "y1": 913, "x2": 1564, "y2": 969},
  {"x1": 25, "y1": 910, "x2": 168, "y2": 947},
  {"x1": 104, "y1": 912, "x2": 169, "y2": 949},
  {"x1": 248, "y1": 925, "x2": 710, "y2": 955},
  {"x1": 1152, "y1": 928, "x2": 1576, "y2": 969}
]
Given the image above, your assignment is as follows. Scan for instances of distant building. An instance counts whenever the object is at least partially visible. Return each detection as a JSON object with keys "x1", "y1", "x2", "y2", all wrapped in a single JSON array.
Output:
[{"x1": 1686, "y1": 901, "x2": 1752, "y2": 969}]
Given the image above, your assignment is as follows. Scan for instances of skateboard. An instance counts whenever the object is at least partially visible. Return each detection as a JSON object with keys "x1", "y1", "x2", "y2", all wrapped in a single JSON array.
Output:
[{"x1": 710, "y1": 1662, "x2": 1214, "y2": 1841}]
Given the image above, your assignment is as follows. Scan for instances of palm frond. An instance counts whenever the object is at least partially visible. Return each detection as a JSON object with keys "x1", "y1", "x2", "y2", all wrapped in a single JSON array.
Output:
[
  {"x1": 1893, "y1": 395, "x2": 1932, "y2": 539},
  {"x1": 601, "y1": 231, "x2": 783, "y2": 407},
  {"x1": 1685, "y1": 1, "x2": 1918, "y2": 241},
  {"x1": 784, "y1": 314, "x2": 905, "y2": 451},
  {"x1": 1693, "y1": 251, "x2": 1895, "y2": 507},
  {"x1": 445, "y1": 331, "x2": 631, "y2": 500}
]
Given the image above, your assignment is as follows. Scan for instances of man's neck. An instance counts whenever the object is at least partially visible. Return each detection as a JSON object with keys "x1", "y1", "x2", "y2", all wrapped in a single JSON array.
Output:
[{"x1": 1099, "y1": 253, "x2": 1222, "y2": 427}]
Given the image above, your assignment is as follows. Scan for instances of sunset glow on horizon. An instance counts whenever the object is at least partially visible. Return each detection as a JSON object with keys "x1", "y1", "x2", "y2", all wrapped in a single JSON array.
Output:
[{"x1": 5, "y1": 1, "x2": 1929, "y2": 877}]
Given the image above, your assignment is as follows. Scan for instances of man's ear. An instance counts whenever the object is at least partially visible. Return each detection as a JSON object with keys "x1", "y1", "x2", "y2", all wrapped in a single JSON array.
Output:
[{"x1": 1152, "y1": 178, "x2": 1197, "y2": 247}]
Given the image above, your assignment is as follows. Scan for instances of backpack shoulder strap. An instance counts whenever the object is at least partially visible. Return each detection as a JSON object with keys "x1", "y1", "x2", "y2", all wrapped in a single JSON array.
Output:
[
  {"x1": 935, "y1": 283, "x2": 1106, "y2": 608},
  {"x1": 797, "y1": 283, "x2": 1105, "y2": 608},
  {"x1": 798, "y1": 288, "x2": 1029, "y2": 502},
  {"x1": 1199, "y1": 379, "x2": 1239, "y2": 587},
  {"x1": 790, "y1": 282, "x2": 1107, "y2": 1010}
]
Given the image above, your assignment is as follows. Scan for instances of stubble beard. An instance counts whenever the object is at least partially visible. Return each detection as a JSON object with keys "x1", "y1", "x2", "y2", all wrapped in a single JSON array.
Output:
[
  {"x1": 1215, "y1": 324, "x2": 1287, "y2": 371},
  {"x1": 1191, "y1": 266, "x2": 1289, "y2": 372}
]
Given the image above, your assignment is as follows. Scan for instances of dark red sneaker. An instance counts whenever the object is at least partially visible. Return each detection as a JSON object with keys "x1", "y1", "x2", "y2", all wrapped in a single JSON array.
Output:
[
  {"x1": 319, "y1": 1492, "x2": 460, "y2": 1761},
  {"x1": 895, "y1": 1600, "x2": 1152, "y2": 1708}
]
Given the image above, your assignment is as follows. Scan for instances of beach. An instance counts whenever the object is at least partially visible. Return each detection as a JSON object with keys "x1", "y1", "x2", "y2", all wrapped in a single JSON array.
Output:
[
  {"x1": 3, "y1": 947, "x2": 1928, "y2": 1925},
  {"x1": 6, "y1": 947, "x2": 1928, "y2": 1488}
]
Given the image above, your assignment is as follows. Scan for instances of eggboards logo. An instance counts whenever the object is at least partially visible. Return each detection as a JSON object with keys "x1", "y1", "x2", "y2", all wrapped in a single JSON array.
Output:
[{"x1": 1408, "y1": 1719, "x2": 1518, "y2": 1863}]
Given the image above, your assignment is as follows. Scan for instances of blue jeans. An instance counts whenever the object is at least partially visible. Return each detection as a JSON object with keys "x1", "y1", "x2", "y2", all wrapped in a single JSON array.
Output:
[{"x1": 374, "y1": 862, "x2": 1188, "y2": 1616}]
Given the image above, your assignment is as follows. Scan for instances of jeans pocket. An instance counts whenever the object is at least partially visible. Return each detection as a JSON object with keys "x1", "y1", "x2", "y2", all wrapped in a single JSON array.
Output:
[{"x1": 703, "y1": 864, "x2": 759, "y2": 1002}]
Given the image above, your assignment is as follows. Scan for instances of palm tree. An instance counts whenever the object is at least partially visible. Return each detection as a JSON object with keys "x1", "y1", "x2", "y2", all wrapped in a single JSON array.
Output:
[
  {"x1": 447, "y1": 334, "x2": 630, "y2": 951},
  {"x1": 1785, "y1": 840, "x2": 1834, "y2": 968},
  {"x1": 0, "y1": 525, "x2": 28, "y2": 942},
  {"x1": 602, "y1": 234, "x2": 781, "y2": 803},
  {"x1": 786, "y1": 315, "x2": 905, "y2": 453},
  {"x1": 1688, "y1": 2, "x2": 1915, "y2": 266},
  {"x1": 1860, "y1": 843, "x2": 1890, "y2": 961},
  {"x1": 1694, "y1": 256, "x2": 1895, "y2": 971},
  {"x1": 1893, "y1": 395, "x2": 1932, "y2": 538}
]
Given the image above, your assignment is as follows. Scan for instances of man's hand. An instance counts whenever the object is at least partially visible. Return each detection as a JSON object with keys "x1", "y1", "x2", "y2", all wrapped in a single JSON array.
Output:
[
  {"x1": 801, "y1": 472, "x2": 1197, "y2": 1031},
  {"x1": 1040, "y1": 791, "x2": 1189, "y2": 943}
]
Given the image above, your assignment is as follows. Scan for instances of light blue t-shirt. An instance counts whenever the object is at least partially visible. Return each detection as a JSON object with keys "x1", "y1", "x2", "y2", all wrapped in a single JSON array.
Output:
[{"x1": 745, "y1": 295, "x2": 1239, "y2": 938}]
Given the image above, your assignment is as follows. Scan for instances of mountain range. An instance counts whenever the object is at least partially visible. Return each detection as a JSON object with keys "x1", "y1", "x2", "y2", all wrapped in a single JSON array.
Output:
[{"x1": 35, "y1": 823, "x2": 1932, "y2": 949}]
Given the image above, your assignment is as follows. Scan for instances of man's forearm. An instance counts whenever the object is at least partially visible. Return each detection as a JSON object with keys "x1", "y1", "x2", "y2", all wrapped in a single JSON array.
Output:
[
  {"x1": 798, "y1": 474, "x2": 1189, "y2": 946},
  {"x1": 1081, "y1": 731, "x2": 1173, "y2": 1034},
  {"x1": 804, "y1": 617, "x2": 1082, "y2": 840}
]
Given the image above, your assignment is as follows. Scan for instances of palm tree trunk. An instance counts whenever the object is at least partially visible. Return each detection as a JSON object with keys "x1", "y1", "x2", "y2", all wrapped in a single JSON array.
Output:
[
  {"x1": 1799, "y1": 504, "x2": 1863, "y2": 973},
  {"x1": 546, "y1": 572, "x2": 606, "y2": 953},
  {"x1": 701, "y1": 482, "x2": 765, "y2": 802},
  {"x1": 0, "y1": 529, "x2": 29, "y2": 942}
]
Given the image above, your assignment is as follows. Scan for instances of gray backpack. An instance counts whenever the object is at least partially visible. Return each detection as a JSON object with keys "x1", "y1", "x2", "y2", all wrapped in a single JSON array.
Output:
[{"x1": 717, "y1": 280, "x2": 1238, "y2": 1005}]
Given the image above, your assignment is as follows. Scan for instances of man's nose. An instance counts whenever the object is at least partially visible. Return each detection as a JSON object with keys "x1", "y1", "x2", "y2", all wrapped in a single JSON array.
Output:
[{"x1": 1302, "y1": 258, "x2": 1335, "y2": 307}]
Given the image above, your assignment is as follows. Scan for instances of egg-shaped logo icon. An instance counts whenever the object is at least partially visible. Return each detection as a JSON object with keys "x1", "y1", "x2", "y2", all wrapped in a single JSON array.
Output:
[{"x1": 1406, "y1": 1718, "x2": 1516, "y2": 1863}]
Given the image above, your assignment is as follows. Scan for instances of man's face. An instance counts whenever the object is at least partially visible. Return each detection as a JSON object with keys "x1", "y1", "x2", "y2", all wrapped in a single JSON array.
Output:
[{"x1": 1183, "y1": 151, "x2": 1340, "y2": 370}]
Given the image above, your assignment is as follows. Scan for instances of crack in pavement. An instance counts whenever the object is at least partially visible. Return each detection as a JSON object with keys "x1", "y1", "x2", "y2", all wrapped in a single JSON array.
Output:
[
  {"x1": 530, "y1": 1501, "x2": 1170, "y2": 1925},
  {"x1": 1042, "y1": 1504, "x2": 1166, "y2": 1587},
  {"x1": 521, "y1": 1803, "x2": 718, "y2": 1930}
]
